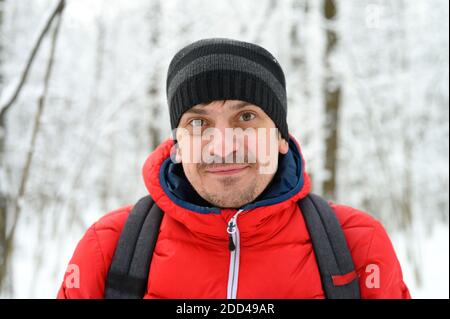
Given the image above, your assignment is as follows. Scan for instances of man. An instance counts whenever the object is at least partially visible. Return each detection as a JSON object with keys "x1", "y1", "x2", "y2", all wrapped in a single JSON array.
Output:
[{"x1": 57, "y1": 38, "x2": 410, "y2": 299}]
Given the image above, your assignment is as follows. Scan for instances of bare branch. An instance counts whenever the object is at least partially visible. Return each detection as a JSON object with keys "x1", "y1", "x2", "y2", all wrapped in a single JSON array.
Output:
[{"x1": 0, "y1": 0, "x2": 65, "y2": 121}]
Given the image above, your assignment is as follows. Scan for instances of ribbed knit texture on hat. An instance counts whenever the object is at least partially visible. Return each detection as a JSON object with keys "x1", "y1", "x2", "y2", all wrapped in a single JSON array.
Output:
[{"x1": 166, "y1": 38, "x2": 289, "y2": 141}]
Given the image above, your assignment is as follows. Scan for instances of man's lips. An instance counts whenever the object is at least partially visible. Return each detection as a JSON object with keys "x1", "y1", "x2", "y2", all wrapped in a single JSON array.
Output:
[{"x1": 204, "y1": 164, "x2": 250, "y2": 176}]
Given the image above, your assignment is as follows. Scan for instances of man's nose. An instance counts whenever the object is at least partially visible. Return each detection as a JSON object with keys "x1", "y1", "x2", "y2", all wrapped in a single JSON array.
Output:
[{"x1": 206, "y1": 123, "x2": 241, "y2": 160}]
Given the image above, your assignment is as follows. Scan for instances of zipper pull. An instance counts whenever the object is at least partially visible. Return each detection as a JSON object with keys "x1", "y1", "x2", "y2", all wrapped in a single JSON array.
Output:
[
  {"x1": 227, "y1": 221, "x2": 236, "y2": 251},
  {"x1": 228, "y1": 234, "x2": 236, "y2": 251}
]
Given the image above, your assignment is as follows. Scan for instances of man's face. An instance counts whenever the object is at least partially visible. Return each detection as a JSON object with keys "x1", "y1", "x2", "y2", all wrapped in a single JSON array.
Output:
[{"x1": 175, "y1": 100, "x2": 289, "y2": 208}]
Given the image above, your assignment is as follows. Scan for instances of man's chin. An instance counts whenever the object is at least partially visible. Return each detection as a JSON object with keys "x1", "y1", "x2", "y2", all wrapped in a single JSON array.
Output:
[
  {"x1": 202, "y1": 187, "x2": 256, "y2": 207},
  {"x1": 205, "y1": 178, "x2": 250, "y2": 192}
]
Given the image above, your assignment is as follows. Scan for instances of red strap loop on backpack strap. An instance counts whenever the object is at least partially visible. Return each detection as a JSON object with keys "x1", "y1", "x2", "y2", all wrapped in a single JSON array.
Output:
[{"x1": 332, "y1": 270, "x2": 358, "y2": 286}]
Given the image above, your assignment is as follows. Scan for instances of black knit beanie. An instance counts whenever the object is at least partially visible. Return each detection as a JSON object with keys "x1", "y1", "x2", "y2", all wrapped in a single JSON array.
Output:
[{"x1": 166, "y1": 38, "x2": 289, "y2": 141}]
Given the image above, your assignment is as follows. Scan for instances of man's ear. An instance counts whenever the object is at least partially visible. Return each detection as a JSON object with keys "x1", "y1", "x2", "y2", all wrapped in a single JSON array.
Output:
[
  {"x1": 175, "y1": 146, "x2": 182, "y2": 163},
  {"x1": 171, "y1": 140, "x2": 182, "y2": 163},
  {"x1": 279, "y1": 136, "x2": 289, "y2": 155}
]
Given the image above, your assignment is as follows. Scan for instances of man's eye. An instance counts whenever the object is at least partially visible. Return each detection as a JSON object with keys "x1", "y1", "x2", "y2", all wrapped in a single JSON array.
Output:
[
  {"x1": 239, "y1": 112, "x2": 256, "y2": 122},
  {"x1": 190, "y1": 119, "x2": 205, "y2": 127}
]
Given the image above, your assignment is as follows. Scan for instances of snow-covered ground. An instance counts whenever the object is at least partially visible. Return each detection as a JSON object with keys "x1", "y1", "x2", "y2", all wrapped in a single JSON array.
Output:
[{"x1": 392, "y1": 223, "x2": 449, "y2": 299}]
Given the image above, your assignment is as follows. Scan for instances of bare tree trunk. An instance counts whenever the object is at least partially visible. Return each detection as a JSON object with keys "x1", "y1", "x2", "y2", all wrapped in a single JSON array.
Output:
[
  {"x1": 0, "y1": 0, "x2": 10, "y2": 293},
  {"x1": 322, "y1": 0, "x2": 340, "y2": 200},
  {"x1": 92, "y1": 17, "x2": 110, "y2": 212},
  {"x1": 0, "y1": 0, "x2": 65, "y2": 291},
  {"x1": 0, "y1": 0, "x2": 3, "y2": 91},
  {"x1": 147, "y1": 0, "x2": 162, "y2": 149},
  {"x1": 0, "y1": 0, "x2": 7, "y2": 287},
  {"x1": 290, "y1": 0, "x2": 314, "y2": 183},
  {"x1": 252, "y1": 0, "x2": 277, "y2": 44},
  {"x1": 396, "y1": 0, "x2": 422, "y2": 287}
]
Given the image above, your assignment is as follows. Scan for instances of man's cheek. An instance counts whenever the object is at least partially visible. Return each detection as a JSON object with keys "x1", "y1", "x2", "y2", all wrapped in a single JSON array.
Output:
[{"x1": 256, "y1": 128, "x2": 279, "y2": 174}]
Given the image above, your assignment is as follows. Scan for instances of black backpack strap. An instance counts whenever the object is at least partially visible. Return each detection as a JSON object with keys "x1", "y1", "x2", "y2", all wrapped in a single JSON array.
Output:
[
  {"x1": 298, "y1": 193, "x2": 360, "y2": 299},
  {"x1": 104, "y1": 195, "x2": 163, "y2": 299}
]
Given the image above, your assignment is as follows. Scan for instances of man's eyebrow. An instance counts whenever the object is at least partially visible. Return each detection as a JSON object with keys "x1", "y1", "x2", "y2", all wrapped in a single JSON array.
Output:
[
  {"x1": 183, "y1": 107, "x2": 209, "y2": 115},
  {"x1": 184, "y1": 101, "x2": 253, "y2": 116},
  {"x1": 230, "y1": 101, "x2": 252, "y2": 110}
]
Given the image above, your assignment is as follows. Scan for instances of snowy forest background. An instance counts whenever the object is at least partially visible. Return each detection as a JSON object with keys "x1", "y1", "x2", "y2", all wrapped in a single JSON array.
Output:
[{"x1": 0, "y1": 0, "x2": 448, "y2": 298}]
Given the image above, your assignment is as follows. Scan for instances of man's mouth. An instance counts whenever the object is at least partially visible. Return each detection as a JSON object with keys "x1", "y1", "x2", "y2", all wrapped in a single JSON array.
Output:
[{"x1": 204, "y1": 164, "x2": 250, "y2": 176}]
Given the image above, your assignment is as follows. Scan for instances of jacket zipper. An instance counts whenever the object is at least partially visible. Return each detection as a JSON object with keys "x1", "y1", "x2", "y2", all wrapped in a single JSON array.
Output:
[{"x1": 226, "y1": 209, "x2": 244, "y2": 299}]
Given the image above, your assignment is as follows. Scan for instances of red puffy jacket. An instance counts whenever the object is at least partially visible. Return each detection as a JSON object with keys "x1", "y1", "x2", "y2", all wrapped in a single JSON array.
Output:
[{"x1": 57, "y1": 136, "x2": 411, "y2": 299}]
